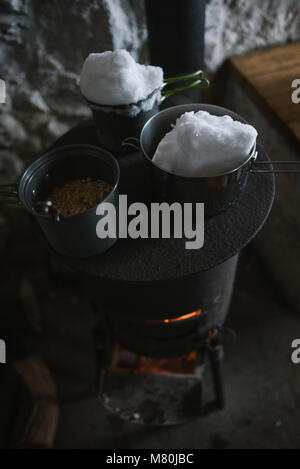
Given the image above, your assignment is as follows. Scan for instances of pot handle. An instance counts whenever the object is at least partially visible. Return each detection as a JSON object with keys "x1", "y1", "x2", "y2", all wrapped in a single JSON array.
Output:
[
  {"x1": 121, "y1": 137, "x2": 140, "y2": 151},
  {"x1": 35, "y1": 200, "x2": 64, "y2": 222},
  {"x1": 250, "y1": 159, "x2": 300, "y2": 173},
  {"x1": 161, "y1": 70, "x2": 210, "y2": 101}
]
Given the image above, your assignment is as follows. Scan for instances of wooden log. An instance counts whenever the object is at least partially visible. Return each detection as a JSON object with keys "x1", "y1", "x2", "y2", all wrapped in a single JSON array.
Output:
[{"x1": 11, "y1": 356, "x2": 59, "y2": 449}]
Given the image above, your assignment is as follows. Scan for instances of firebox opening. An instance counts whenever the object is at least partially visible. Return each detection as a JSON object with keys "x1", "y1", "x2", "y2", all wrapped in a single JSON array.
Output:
[{"x1": 112, "y1": 343, "x2": 198, "y2": 375}]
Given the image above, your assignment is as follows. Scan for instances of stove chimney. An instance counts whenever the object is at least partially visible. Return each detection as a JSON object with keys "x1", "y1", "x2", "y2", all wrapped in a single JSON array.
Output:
[{"x1": 144, "y1": 0, "x2": 206, "y2": 101}]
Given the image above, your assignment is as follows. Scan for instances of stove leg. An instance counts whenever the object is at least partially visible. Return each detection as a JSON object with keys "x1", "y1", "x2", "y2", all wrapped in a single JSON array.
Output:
[
  {"x1": 207, "y1": 340, "x2": 225, "y2": 410},
  {"x1": 202, "y1": 333, "x2": 225, "y2": 415}
]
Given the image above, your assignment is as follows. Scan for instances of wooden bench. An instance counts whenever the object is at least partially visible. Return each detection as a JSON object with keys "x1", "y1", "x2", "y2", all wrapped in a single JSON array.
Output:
[
  {"x1": 229, "y1": 41, "x2": 300, "y2": 150},
  {"x1": 224, "y1": 42, "x2": 300, "y2": 312}
]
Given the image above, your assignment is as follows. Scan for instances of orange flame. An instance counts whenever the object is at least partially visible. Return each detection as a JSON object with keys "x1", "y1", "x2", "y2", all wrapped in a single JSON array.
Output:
[
  {"x1": 113, "y1": 344, "x2": 198, "y2": 375},
  {"x1": 148, "y1": 309, "x2": 202, "y2": 324}
]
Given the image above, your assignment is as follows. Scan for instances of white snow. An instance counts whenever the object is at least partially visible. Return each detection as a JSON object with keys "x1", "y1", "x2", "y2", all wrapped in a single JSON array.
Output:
[
  {"x1": 80, "y1": 49, "x2": 163, "y2": 106},
  {"x1": 152, "y1": 111, "x2": 258, "y2": 177}
]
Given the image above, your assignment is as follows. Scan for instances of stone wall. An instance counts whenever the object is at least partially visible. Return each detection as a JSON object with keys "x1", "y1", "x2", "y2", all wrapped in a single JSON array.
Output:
[
  {"x1": 0, "y1": 0, "x2": 147, "y2": 179},
  {"x1": 205, "y1": 0, "x2": 300, "y2": 72},
  {"x1": 0, "y1": 0, "x2": 299, "y2": 180}
]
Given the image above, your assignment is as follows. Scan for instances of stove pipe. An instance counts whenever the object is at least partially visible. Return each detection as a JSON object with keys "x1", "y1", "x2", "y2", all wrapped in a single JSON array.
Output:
[{"x1": 144, "y1": 0, "x2": 206, "y2": 101}]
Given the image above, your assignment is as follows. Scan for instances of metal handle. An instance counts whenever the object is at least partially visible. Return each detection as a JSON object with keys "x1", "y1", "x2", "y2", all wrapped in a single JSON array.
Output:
[
  {"x1": 121, "y1": 137, "x2": 140, "y2": 151},
  {"x1": 162, "y1": 70, "x2": 210, "y2": 101},
  {"x1": 250, "y1": 160, "x2": 300, "y2": 174},
  {"x1": 35, "y1": 200, "x2": 63, "y2": 222}
]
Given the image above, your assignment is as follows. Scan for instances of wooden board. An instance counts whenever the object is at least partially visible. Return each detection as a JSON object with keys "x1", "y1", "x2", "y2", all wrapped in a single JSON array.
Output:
[{"x1": 229, "y1": 42, "x2": 300, "y2": 149}]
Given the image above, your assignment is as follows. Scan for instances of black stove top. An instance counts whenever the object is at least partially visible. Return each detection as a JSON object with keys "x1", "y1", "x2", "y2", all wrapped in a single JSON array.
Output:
[{"x1": 52, "y1": 121, "x2": 274, "y2": 282}]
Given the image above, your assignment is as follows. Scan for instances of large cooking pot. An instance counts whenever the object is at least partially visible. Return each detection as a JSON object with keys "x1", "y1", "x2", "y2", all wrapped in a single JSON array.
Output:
[{"x1": 123, "y1": 104, "x2": 258, "y2": 217}]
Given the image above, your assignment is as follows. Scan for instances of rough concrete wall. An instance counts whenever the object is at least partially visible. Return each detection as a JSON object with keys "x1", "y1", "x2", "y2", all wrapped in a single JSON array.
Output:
[
  {"x1": 0, "y1": 0, "x2": 147, "y2": 179},
  {"x1": 205, "y1": 0, "x2": 300, "y2": 72},
  {"x1": 0, "y1": 0, "x2": 299, "y2": 180}
]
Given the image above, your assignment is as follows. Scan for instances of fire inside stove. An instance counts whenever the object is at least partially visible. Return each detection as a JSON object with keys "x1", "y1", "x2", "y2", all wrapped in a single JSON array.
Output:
[
  {"x1": 100, "y1": 307, "x2": 224, "y2": 425},
  {"x1": 113, "y1": 345, "x2": 198, "y2": 375},
  {"x1": 112, "y1": 309, "x2": 203, "y2": 376},
  {"x1": 148, "y1": 309, "x2": 202, "y2": 324}
]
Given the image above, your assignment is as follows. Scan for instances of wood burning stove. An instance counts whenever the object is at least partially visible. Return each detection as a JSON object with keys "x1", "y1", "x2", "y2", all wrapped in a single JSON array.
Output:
[
  {"x1": 92, "y1": 255, "x2": 239, "y2": 359},
  {"x1": 29, "y1": 0, "x2": 275, "y2": 426},
  {"x1": 51, "y1": 125, "x2": 274, "y2": 424},
  {"x1": 92, "y1": 257, "x2": 238, "y2": 424}
]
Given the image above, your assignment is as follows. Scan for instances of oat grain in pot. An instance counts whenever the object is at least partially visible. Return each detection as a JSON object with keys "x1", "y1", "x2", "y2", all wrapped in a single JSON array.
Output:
[{"x1": 46, "y1": 177, "x2": 112, "y2": 216}]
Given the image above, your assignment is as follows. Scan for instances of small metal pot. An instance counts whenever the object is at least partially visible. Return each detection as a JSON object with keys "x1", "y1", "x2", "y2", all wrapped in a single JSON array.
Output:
[
  {"x1": 18, "y1": 144, "x2": 120, "y2": 258},
  {"x1": 123, "y1": 104, "x2": 258, "y2": 217},
  {"x1": 83, "y1": 70, "x2": 210, "y2": 154},
  {"x1": 85, "y1": 90, "x2": 160, "y2": 154}
]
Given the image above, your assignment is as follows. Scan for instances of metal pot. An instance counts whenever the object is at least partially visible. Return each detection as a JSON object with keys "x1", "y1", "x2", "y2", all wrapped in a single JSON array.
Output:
[
  {"x1": 123, "y1": 104, "x2": 258, "y2": 217},
  {"x1": 85, "y1": 91, "x2": 160, "y2": 154},
  {"x1": 84, "y1": 72, "x2": 209, "y2": 154},
  {"x1": 18, "y1": 144, "x2": 120, "y2": 258}
]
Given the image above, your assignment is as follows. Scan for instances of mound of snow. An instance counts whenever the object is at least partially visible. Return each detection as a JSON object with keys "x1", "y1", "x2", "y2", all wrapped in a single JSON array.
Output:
[
  {"x1": 80, "y1": 49, "x2": 163, "y2": 106},
  {"x1": 152, "y1": 111, "x2": 257, "y2": 177}
]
